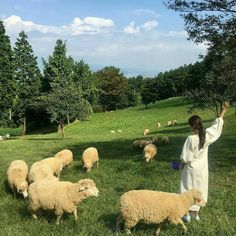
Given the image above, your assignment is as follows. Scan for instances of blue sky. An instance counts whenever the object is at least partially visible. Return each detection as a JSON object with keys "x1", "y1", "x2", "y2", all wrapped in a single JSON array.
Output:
[{"x1": 0, "y1": 0, "x2": 207, "y2": 76}]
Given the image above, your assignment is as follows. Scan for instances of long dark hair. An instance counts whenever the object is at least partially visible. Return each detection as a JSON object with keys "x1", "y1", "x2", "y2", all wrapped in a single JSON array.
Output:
[{"x1": 188, "y1": 115, "x2": 206, "y2": 149}]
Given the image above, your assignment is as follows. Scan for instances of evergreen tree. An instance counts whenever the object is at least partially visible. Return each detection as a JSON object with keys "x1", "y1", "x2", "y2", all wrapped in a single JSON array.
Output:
[
  {"x1": 0, "y1": 21, "x2": 15, "y2": 126},
  {"x1": 13, "y1": 31, "x2": 41, "y2": 134}
]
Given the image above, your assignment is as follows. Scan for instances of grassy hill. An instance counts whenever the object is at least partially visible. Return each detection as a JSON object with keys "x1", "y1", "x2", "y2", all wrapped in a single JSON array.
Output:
[{"x1": 0, "y1": 97, "x2": 235, "y2": 236}]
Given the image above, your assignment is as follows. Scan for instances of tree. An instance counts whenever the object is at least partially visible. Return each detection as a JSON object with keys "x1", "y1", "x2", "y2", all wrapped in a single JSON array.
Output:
[
  {"x1": 13, "y1": 31, "x2": 41, "y2": 134},
  {"x1": 0, "y1": 21, "x2": 15, "y2": 126},
  {"x1": 95, "y1": 66, "x2": 129, "y2": 111}
]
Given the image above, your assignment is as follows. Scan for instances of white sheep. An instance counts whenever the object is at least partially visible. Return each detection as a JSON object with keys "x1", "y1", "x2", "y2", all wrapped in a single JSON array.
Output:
[
  {"x1": 54, "y1": 149, "x2": 73, "y2": 167},
  {"x1": 143, "y1": 129, "x2": 150, "y2": 136},
  {"x1": 40, "y1": 157, "x2": 63, "y2": 178},
  {"x1": 143, "y1": 144, "x2": 157, "y2": 162},
  {"x1": 7, "y1": 160, "x2": 29, "y2": 198},
  {"x1": 28, "y1": 178, "x2": 99, "y2": 224},
  {"x1": 133, "y1": 139, "x2": 153, "y2": 150},
  {"x1": 161, "y1": 136, "x2": 170, "y2": 144},
  {"x1": 28, "y1": 161, "x2": 56, "y2": 183},
  {"x1": 118, "y1": 129, "x2": 123, "y2": 133},
  {"x1": 116, "y1": 189, "x2": 205, "y2": 235},
  {"x1": 156, "y1": 122, "x2": 161, "y2": 128},
  {"x1": 82, "y1": 147, "x2": 99, "y2": 172},
  {"x1": 0, "y1": 136, "x2": 3, "y2": 141},
  {"x1": 110, "y1": 130, "x2": 115, "y2": 134},
  {"x1": 167, "y1": 120, "x2": 173, "y2": 126},
  {"x1": 172, "y1": 120, "x2": 178, "y2": 125}
]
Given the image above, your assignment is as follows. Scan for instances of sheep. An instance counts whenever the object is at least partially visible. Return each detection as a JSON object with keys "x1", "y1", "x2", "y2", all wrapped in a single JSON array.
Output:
[
  {"x1": 152, "y1": 137, "x2": 159, "y2": 145},
  {"x1": 116, "y1": 188, "x2": 205, "y2": 235},
  {"x1": 110, "y1": 130, "x2": 115, "y2": 134},
  {"x1": 82, "y1": 147, "x2": 99, "y2": 172},
  {"x1": 28, "y1": 161, "x2": 57, "y2": 184},
  {"x1": 143, "y1": 129, "x2": 150, "y2": 136},
  {"x1": 40, "y1": 157, "x2": 63, "y2": 178},
  {"x1": 172, "y1": 120, "x2": 178, "y2": 125},
  {"x1": 7, "y1": 160, "x2": 29, "y2": 198},
  {"x1": 143, "y1": 144, "x2": 157, "y2": 162},
  {"x1": 28, "y1": 178, "x2": 99, "y2": 224},
  {"x1": 132, "y1": 139, "x2": 153, "y2": 150},
  {"x1": 167, "y1": 120, "x2": 173, "y2": 126},
  {"x1": 156, "y1": 122, "x2": 161, "y2": 128},
  {"x1": 54, "y1": 149, "x2": 73, "y2": 167},
  {"x1": 161, "y1": 136, "x2": 170, "y2": 144},
  {"x1": 0, "y1": 136, "x2": 3, "y2": 141},
  {"x1": 118, "y1": 129, "x2": 123, "y2": 133}
]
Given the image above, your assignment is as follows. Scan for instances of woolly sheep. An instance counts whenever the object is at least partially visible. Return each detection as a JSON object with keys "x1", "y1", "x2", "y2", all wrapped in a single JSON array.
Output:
[
  {"x1": 143, "y1": 129, "x2": 150, "y2": 136},
  {"x1": 167, "y1": 120, "x2": 172, "y2": 126},
  {"x1": 118, "y1": 129, "x2": 123, "y2": 133},
  {"x1": 28, "y1": 161, "x2": 56, "y2": 184},
  {"x1": 132, "y1": 139, "x2": 153, "y2": 150},
  {"x1": 54, "y1": 149, "x2": 73, "y2": 167},
  {"x1": 161, "y1": 136, "x2": 170, "y2": 144},
  {"x1": 116, "y1": 189, "x2": 205, "y2": 235},
  {"x1": 7, "y1": 160, "x2": 29, "y2": 198},
  {"x1": 40, "y1": 157, "x2": 63, "y2": 178},
  {"x1": 82, "y1": 147, "x2": 99, "y2": 172},
  {"x1": 110, "y1": 130, "x2": 115, "y2": 134},
  {"x1": 143, "y1": 144, "x2": 157, "y2": 162},
  {"x1": 28, "y1": 178, "x2": 99, "y2": 224},
  {"x1": 0, "y1": 136, "x2": 3, "y2": 141},
  {"x1": 172, "y1": 120, "x2": 178, "y2": 125},
  {"x1": 156, "y1": 122, "x2": 161, "y2": 128}
]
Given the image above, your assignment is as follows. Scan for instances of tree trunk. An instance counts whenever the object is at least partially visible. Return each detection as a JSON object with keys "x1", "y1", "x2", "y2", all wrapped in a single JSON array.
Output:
[
  {"x1": 59, "y1": 120, "x2": 64, "y2": 139},
  {"x1": 9, "y1": 109, "x2": 12, "y2": 121},
  {"x1": 66, "y1": 114, "x2": 70, "y2": 124},
  {"x1": 22, "y1": 117, "x2": 26, "y2": 136}
]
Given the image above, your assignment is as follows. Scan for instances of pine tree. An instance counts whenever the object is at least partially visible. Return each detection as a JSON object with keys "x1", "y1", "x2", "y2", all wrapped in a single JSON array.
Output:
[
  {"x1": 0, "y1": 21, "x2": 15, "y2": 126},
  {"x1": 13, "y1": 31, "x2": 41, "y2": 135}
]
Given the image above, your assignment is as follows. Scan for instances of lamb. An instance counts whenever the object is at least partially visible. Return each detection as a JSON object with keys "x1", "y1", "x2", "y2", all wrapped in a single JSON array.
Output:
[
  {"x1": 143, "y1": 144, "x2": 157, "y2": 162},
  {"x1": 161, "y1": 136, "x2": 170, "y2": 144},
  {"x1": 118, "y1": 129, "x2": 123, "y2": 133},
  {"x1": 7, "y1": 160, "x2": 29, "y2": 198},
  {"x1": 40, "y1": 157, "x2": 63, "y2": 178},
  {"x1": 116, "y1": 189, "x2": 205, "y2": 235},
  {"x1": 54, "y1": 149, "x2": 73, "y2": 167},
  {"x1": 82, "y1": 147, "x2": 99, "y2": 172},
  {"x1": 28, "y1": 178, "x2": 99, "y2": 224},
  {"x1": 110, "y1": 130, "x2": 115, "y2": 134},
  {"x1": 172, "y1": 120, "x2": 178, "y2": 125},
  {"x1": 156, "y1": 122, "x2": 161, "y2": 128},
  {"x1": 143, "y1": 129, "x2": 150, "y2": 136},
  {"x1": 132, "y1": 139, "x2": 153, "y2": 150},
  {"x1": 28, "y1": 161, "x2": 57, "y2": 183},
  {"x1": 167, "y1": 120, "x2": 173, "y2": 126}
]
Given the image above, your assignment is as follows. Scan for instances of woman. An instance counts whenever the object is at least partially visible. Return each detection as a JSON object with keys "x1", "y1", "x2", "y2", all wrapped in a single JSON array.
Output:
[{"x1": 180, "y1": 102, "x2": 229, "y2": 222}]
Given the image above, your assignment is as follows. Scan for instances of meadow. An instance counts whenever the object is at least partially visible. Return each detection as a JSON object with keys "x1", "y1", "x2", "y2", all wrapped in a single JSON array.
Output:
[{"x1": 0, "y1": 97, "x2": 235, "y2": 236}]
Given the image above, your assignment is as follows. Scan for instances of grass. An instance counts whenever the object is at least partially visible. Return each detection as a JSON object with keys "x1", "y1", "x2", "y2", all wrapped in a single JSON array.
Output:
[{"x1": 0, "y1": 97, "x2": 235, "y2": 236}]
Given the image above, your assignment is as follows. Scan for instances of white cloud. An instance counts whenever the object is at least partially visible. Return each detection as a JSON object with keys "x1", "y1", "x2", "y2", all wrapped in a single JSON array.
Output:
[
  {"x1": 123, "y1": 21, "x2": 140, "y2": 34},
  {"x1": 3, "y1": 15, "x2": 114, "y2": 36},
  {"x1": 141, "y1": 20, "x2": 158, "y2": 31},
  {"x1": 132, "y1": 9, "x2": 160, "y2": 18}
]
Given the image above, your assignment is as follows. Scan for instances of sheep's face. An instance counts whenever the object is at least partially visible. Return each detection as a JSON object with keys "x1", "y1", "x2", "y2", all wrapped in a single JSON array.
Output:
[
  {"x1": 78, "y1": 179, "x2": 99, "y2": 197},
  {"x1": 144, "y1": 156, "x2": 151, "y2": 162},
  {"x1": 17, "y1": 182, "x2": 28, "y2": 198},
  {"x1": 192, "y1": 189, "x2": 206, "y2": 206},
  {"x1": 83, "y1": 163, "x2": 92, "y2": 172}
]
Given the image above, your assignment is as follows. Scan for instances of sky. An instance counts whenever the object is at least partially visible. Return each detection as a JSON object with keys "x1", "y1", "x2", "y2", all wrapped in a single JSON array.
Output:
[{"x1": 0, "y1": 0, "x2": 208, "y2": 77}]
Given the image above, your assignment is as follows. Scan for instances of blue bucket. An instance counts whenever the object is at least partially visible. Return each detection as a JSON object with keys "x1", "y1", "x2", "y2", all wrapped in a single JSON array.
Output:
[{"x1": 172, "y1": 161, "x2": 181, "y2": 170}]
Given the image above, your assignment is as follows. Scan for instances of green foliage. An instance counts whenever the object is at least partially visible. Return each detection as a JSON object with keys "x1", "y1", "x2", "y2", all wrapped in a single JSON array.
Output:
[
  {"x1": 0, "y1": 21, "x2": 15, "y2": 126},
  {"x1": 96, "y1": 66, "x2": 129, "y2": 111}
]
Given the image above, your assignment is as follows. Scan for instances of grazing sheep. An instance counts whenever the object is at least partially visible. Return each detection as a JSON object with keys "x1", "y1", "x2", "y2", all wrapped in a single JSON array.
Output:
[
  {"x1": 116, "y1": 189, "x2": 205, "y2": 235},
  {"x1": 55, "y1": 149, "x2": 73, "y2": 167},
  {"x1": 161, "y1": 136, "x2": 170, "y2": 144},
  {"x1": 143, "y1": 144, "x2": 157, "y2": 162},
  {"x1": 28, "y1": 179, "x2": 99, "y2": 224},
  {"x1": 143, "y1": 129, "x2": 150, "y2": 136},
  {"x1": 133, "y1": 139, "x2": 153, "y2": 150},
  {"x1": 82, "y1": 147, "x2": 99, "y2": 172},
  {"x1": 110, "y1": 130, "x2": 115, "y2": 134},
  {"x1": 7, "y1": 160, "x2": 29, "y2": 198},
  {"x1": 172, "y1": 120, "x2": 178, "y2": 125},
  {"x1": 152, "y1": 137, "x2": 159, "y2": 145},
  {"x1": 28, "y1": 161, "x2": 56, "y2": 184},
  {"x1": 118, "y1": 129, "x2": 123, "y2": 133},
  {"x1": 0, "y1": 136, "x2": 3, "y2": 141},
  {"x1": 167, "y1": 121, "x2": 173, "y2": 126},
  {"x1": 156, "y1": 123, "x2": 161, "y2": 128}
]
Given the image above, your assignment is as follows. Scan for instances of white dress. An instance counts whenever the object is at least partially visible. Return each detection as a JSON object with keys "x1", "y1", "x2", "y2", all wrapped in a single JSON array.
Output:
[{"x1": 180, "y1": 118, "x2": 224, "y2": 211}]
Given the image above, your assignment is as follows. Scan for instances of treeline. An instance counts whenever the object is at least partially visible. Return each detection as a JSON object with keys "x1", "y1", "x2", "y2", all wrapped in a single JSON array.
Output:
[{"x1": 0, "y1": 12, "x2": 236, "y2": 135}]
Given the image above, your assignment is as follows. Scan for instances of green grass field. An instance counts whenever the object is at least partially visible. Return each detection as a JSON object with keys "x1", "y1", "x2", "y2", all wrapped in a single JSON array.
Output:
[{"x1": 0, "y1": 97, "x2": 235, "y2": 236}]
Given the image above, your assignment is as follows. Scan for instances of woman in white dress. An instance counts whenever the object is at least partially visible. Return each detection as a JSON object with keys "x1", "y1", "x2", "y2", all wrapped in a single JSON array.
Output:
[{"x1": 180, "y1": 102, "x2": 229, "y2": 222}]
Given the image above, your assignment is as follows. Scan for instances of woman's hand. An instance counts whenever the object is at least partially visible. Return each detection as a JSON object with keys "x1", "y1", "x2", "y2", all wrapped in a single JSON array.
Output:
[{"x1": 219, "y1": 101, "x2": 230, "y2": 118}]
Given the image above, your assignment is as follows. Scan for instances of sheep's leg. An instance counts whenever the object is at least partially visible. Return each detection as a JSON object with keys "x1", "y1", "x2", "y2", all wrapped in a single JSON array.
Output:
[
  {"x1": 96, "y1": 161, "x2": 99, "y2": 168},
  {"x1": 73, "y1": 207, "x2": 78, "y2": 221},
  {"x1": 55, "y1": 209, "x2": 63, "y2": 225},
  {"x1": 28, "y1": 205, "x2": 38, "y2": 219},
  {"x1": 155, "y1": 223, "x2": 163, "y2": 236},
  {"x1": 171, "y1": 218, "x2": 187, "y2": 234},
  {"x1": 124, "y1": 219, "x2": 138, "y2": 235}
]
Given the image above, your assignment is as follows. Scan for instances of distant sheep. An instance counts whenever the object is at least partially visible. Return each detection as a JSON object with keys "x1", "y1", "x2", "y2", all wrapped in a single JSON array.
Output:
[
  {"x1": 28, "y1": 161, "x2": 56, "y2": 184},
  {"x1": 0, "y1": 136, "x2": 3, "y2": 141},
  {"x1": 167, "y1": 121, "x2": 172, "y2": 126},
  {"x1": 156, "y1": 123, "x2": 161, "y2": 128},
  {"x1": 40, "y1": 157, "x2": 63, "y2": 178},
  {"x1": 28, "y1": 179, "x2": 99, "y2": 225},
  {"x1": 110, "y1": 130, "x2": 115, "y2": 134},
  {"x1": 7, "y1": 160, "x2": 29, "y2": 198},
  {"x1": 82, "y1": 147, "x2": 99, "y2": 172},
  {"x1": 133, "y1": 139, "x2": 153, "y2": 150},
  {"x1": 118, "y1": 129, "x2": 123, "y2": 133},
  {"x1": 143, "y1": 144, "x2": 157, "y2": 162},
  {"x1": 55, "y1": 149, "x2": 73, "y2": 167},
  {"x1": 116, "y1": 189, "x2": 205, "y2": 235},
  {"x1": 143, "y1": 129, "x2": 150, "y2": 136},
  {"x1": 161, "y1": 136, "x2": 170, "y2": 144},
  {"x1": 172, "y1": 120, "x2": 178, "y2": 125}
]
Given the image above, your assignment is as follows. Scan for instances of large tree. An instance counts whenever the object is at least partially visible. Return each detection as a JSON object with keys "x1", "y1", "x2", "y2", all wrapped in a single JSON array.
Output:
[
  {"x1": 0, "y1": 21, "x2": 15, "y2": 126},
  {"x1": 13, "y1": 31, "x2": 41, "y2": 134}
]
